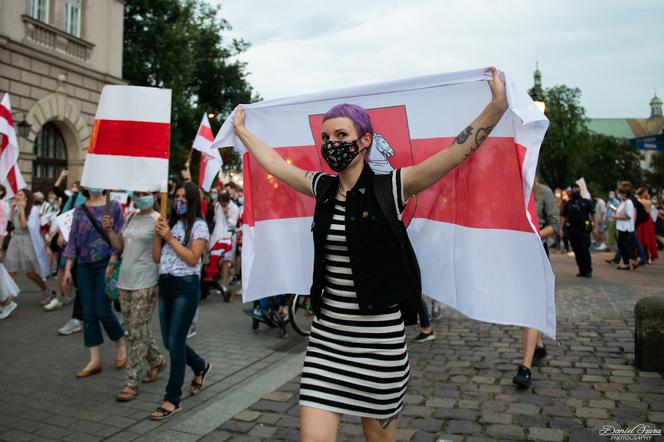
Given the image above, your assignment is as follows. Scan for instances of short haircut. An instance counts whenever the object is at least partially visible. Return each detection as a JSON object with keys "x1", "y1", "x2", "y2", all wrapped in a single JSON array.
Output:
[
  {"x1": 225, "y1": 181, "x2": 239, "y2": 191},
  {"x1": 323, "y1": 103, "x2": 374, "y2": 139}
]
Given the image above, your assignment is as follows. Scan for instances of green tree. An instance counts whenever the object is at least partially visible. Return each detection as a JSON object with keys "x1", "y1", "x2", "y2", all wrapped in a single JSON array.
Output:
[
  {"x1": 584, "y1": 134, "x2": 643, "y2": 193},
  {"x1": 123, "y1": 0, "x2": 255, "y2": 178},
  {"x1": 648, "y1": 151, "x2": 664, "y2": 187},
  {"x1": 538, "y1": 85, "x2": 591, "y2": 189}
]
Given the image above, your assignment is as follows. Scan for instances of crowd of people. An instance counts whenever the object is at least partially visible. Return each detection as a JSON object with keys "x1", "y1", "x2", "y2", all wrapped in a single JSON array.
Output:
[
  {"x1": 0, "y1": 168, "x2": 245, "y2": 420},
  {"x1": 553, "y1": 181, "x2": 662, "y2": 276}
]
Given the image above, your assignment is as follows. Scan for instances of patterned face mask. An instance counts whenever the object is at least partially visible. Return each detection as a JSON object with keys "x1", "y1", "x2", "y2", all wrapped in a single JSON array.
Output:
[
  {"x1": 174, "y1": 199, "x2": 188, "y2": 216},
  {"x1": 321, "y1": 139, "x2": 366, "y2": 172}
]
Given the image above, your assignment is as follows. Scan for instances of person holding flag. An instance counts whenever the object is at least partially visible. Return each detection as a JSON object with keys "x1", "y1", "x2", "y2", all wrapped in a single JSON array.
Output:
[{"x1": 231, "y1": 68, "x2": 507, "y2": 441}]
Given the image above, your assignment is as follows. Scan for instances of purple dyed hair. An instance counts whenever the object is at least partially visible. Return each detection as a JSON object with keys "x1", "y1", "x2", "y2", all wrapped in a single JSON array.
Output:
[{"x1": 322, "y1": 103, "x2": 374, "y2": 139}]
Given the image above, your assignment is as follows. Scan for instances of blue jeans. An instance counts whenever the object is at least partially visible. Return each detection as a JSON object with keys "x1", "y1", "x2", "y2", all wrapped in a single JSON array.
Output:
[
  {"x1": 158, "y1": 274, "x2": 206, "y2": 405},
  {"x1": 418, "y1": 298, "x2": 431, "y2": 329},
  {"x1": 77, "y1": 259, "x2": 124, "y2": 347}
]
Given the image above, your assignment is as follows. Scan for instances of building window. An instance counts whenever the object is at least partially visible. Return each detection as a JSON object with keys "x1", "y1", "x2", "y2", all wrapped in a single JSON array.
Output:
[
  {"x1": 30, "y1": 0, "x2": 49, "y2": 22},
  {"x1": 33, "y1": 122, "x2": 68, "y2": 196},
  {"x1": 64, "y1": 0, "x2": 81, "y2": 37}
]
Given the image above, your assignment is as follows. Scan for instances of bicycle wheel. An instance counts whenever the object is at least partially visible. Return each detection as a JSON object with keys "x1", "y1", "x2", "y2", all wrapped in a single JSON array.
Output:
[{"x1": 289, "y1": 294, "x2": 313, "y2": 337}]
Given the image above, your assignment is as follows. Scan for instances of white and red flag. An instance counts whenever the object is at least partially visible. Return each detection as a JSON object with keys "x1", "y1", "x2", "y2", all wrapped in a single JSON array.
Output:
[
  {"x1": 81, "y1": 86, "x2": 171, "y2": 191},
  {"x1": 192, "y1": 114, "x2": 222, "y2": 191},
  {"x1": 0, "y1": 94, "x2": 27, "y2": 197},
  {"x1": 213, "y1": 68, "x2": 555, "y2": 337}
]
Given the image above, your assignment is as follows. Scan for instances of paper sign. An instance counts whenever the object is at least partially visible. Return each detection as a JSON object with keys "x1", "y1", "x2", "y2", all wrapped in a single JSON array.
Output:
[
  {"x1": 575, "y1": 177, "x2": 591, "y2": 200},
  {"x1": 55, "y1": 210, "x2": 75, "y2": 242},
  {"x1": 109, "y1": 192, "x2": 129, "y2": 205}
]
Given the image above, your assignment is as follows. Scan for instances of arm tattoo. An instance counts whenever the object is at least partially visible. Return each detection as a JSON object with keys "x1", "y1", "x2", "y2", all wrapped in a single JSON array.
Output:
[
  {"x1": 457, "y1": 125, "x2": 494, "y2": 159},
  {"x1": 454, "y1": 125, "x2": 473, "y2": 145},
  {"x1": 474, "y1": 125, "x2": 493, "y2": 147}
]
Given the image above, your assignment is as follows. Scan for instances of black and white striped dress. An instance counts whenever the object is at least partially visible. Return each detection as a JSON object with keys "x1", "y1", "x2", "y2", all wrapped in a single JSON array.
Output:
[{"x1": 299, "y1": 170, "x2": 410, "y2": 419}]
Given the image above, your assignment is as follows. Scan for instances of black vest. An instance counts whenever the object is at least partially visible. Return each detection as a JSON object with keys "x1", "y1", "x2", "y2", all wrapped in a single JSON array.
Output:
[{"x1": 310, "y1": 166, "x2": 421, "y2": 325}]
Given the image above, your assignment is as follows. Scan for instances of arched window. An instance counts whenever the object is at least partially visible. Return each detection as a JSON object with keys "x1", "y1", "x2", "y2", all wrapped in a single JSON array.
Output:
[{"x1": 33, "y1": 122, "x2": 68, "y2": 195}]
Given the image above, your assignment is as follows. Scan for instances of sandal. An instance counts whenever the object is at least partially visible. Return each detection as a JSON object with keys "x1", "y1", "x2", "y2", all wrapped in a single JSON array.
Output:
[
  {"x1": 116, "y1": 385, "x2": 138, "y2": 402},
  {"x1": 190, "y1": 362, "x2": 212, "y2": 396},
  {"x1": 149, "y1": 404, "x2": 181, "y2": 421},
  {"x1": 616, "y1": 266, "x2": 632, "y2": 270},
  {"x1": 142, "y1": 359, "x2": 167, "y2": 383}
]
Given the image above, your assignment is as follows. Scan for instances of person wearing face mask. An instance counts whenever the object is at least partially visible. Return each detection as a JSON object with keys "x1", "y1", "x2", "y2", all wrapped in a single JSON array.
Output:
[
  {"x1": 5, "y1": 189, "x2": 50, "y2": 303},
  {"x1": 210, "y1": 191, "x2": 239, "y2": 297},
  {"x1": 612, "y1": 185, "x2": 639, "y2": 270},
  {"x1": 150, "y1": 181, "x2": 210, "y2": 420},
  {"x1": 101, "y1": 191, "x2": 165, "y2": 402},
  {"x1": 636, "y1": 187, "x2": 658, "y2": 263},
  {"x1": 232, "y1": 68, "x2": 507, "y2": 441},
  {"x1": 560, "y1": 183, "x2": 595, "y2": 277},
  {"x1": 205, "y1": 188, "x2": 219, "y2": 231},
  {"x1": 63, "y1": 187, "x2": 127, "y2": 378}
]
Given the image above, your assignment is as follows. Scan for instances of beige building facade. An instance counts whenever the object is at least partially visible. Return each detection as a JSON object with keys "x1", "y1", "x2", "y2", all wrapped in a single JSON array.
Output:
[{"x1": 0, "y1": 0, "x2": 124, "y2": 194}]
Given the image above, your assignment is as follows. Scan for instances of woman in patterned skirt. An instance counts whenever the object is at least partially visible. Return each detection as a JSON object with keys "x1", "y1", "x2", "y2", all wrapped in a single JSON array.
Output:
[{"x1": 232, "y1": 68, "x2": 507, "y2": 441}]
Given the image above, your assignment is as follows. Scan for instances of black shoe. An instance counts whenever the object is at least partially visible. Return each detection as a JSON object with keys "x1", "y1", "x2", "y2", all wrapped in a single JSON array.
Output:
[
  {"x1": 413, "y1": 331, "x2": 435, "y2": 343},
  {"x1": 513, "y1": 365, "x2": 532, "y2": 388},
  {"x1": 576, "y1": 272, "x2": 592, "y2": 278},
  {"x1": 605, "y1": 259, "x2": 619, "y2": 264},
  {"x1": 532, "y1": 345, "x2": 547, "y2": 366}
]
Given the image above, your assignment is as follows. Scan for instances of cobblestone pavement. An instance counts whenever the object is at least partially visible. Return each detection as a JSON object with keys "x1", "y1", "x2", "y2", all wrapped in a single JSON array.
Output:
[
  {"x1": 202, "y1": 252, "x2": 664, "y2": 442},
  {"x1": 1, "y1": 251, "x2": 663, "y2": 442}
]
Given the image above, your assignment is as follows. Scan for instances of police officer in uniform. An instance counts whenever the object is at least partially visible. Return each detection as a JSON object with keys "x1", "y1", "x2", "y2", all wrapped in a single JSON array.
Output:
[{"x1": 561, "y1": 182, "x2": 595, "y2": 277}]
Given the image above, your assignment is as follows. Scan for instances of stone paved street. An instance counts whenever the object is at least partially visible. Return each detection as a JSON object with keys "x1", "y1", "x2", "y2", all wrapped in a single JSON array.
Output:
[{"x1": 1, "y1": 251, "x2": 663, "y2": 441}]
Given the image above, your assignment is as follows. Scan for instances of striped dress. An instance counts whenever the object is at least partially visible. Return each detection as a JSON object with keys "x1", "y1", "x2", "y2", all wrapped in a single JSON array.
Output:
[{"x1": 299, "y1": 171, "x2": 410, "y2": 419}]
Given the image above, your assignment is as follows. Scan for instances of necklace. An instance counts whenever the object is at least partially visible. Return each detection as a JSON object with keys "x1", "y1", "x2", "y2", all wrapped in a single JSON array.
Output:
[{"x1": 337, "y1": 183, "x2": 346, "y2": 198}]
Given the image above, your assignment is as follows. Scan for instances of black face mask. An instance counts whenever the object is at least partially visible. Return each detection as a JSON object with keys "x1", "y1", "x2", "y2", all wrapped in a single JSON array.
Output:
[
  {"x1": 321, "y1": 139, "x2": 366, "y2": 172},
  {"x1": 571, "y1": 190, "x2": 581, "y2": 199}
]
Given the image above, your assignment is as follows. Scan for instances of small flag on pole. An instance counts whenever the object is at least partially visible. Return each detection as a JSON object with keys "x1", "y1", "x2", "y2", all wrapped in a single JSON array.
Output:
[
  {"x1": 0, "y1": 94, "x2": 27, "y2": 197},
  {"x1": 193, "y1": 114, "x2": 222, "y2": 191},
  {"x1": 81, "y1": 85, "x2": 171, "y2": 192}
]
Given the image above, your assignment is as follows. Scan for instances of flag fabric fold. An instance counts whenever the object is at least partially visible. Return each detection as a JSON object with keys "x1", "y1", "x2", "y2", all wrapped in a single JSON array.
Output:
[
  {"x1": 212, "y1": 67, "x2": 556, "y2": 338},
  {"x1": 193, "y1": 114, "x2": 222, "y2": 191},
  {"x1": 0, "y1": 94, "x2": 27, "y2": 197},
  {"x1": 81, "y1": 86, "x2": 171, "y2": 192}
]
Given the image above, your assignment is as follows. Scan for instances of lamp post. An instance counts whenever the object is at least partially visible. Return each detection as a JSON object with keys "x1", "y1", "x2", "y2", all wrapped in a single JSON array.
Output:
[
  {"x1": 530, "y1": 91, "x2": 546, "y2": 114},
  {"x1": 16, "y1": 115, "x2": 31, "y2": 138}
]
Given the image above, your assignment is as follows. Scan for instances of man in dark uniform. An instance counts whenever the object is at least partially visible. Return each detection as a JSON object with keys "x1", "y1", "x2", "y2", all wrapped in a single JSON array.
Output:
[{"x1": 560, "y1": 182, "x2": 595, "y2": 277}]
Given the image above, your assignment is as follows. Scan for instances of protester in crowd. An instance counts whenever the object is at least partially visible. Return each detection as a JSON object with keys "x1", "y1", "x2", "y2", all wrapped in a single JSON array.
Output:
[
  {"x1": 205, "y1": 187, "x2": 219, "y2": 231},
  {"x1": 225, "y1": 181, "x2": 243, "y2": 207},
  {"x1": 622, "y1": 182, "x2": 648, "y2": 266},
  {"x1": 606, "y1": 190, "x2": 620, "y2": 251},
  {"x1": 636, "y1": 187, "x2": 658, "y2": 263},
  {"x1": 150, "y1": 181, "x2": 211, "y2": 420},
  {"x1": 63, "y1": 188, "x2": 126, "y2": 378},
  {"x1": 514, "y1": 180, "x2": 559, "y2": 388},
  {"x1": 210, "y1": 192, "x2": 239, "y2": 296},
  {"x1": 559, "y1": 190, "x2": 571, "y2": 253},
  {"x1": 0, "y1": 196, "x2": 20, "y2": 320},
  {"x1": 553, "y1": 188, "x2": 563, "y2": 250},
  {"x1": 54, "y1": 170, "x2": 85, "y2": 213},
  {"x1": 231, "y1": 67, "x2": 507, "y2": 440},
  {"x1": 654, "y1": 192, "x2": 664, "y2": 249},
  {"x1": 102, "y1": 191, "x2": 165, "y2": 402},
  {"x1": 560, "y1": 183, "x2": 594, "y2": 277},
  {"x1": 612, "y1": 184, "x2": 639, "y2": 270},
  {"x1": 5, "y1": 189, "x2": 50, "y2": 303},
  {"x1": 592, "y1": 193, "x2": 607, "y2": 251}
]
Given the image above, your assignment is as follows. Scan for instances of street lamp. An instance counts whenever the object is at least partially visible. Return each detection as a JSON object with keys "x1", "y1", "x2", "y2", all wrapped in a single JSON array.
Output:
[{"x1": 16, "y1": 115, "x2": 31, "y2": 138}]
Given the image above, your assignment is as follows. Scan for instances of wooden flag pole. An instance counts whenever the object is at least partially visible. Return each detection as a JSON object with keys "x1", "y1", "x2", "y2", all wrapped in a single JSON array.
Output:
[
  {"x1": 160, "y1": 192, "x2": 168, "y2": 219},
  {"x1": 104, "y1": 191, "x2": 111, "y2": 217}
]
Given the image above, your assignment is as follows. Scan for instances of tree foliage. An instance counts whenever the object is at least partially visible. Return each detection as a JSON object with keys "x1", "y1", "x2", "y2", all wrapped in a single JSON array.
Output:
[
  {"x1": 648, "y1": 151, "x2": 664, "y2": 187},
  {"x1": 538, "y1": 85, "x2": 644, "y2": 194},
  {"x1": 123, "y1": 0, "x2": 255, "y2": 177}
]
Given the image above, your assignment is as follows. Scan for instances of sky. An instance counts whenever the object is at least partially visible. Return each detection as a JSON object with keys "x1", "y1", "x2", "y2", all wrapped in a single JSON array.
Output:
[{"x1": 213, "y1": 0, "x2": 663, "y2": 119}]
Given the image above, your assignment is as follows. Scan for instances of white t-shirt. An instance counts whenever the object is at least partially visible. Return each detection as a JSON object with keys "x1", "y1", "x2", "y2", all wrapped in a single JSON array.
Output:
[
  {"x1": 616, "y1": 199, "x2": 635, "y2": 232},
  {"x1": 117, "y1": 212, "x2": 160, "y2": 290},
  {"x1": 159, "y1": 219, "x2": 209, "y2": 276}
]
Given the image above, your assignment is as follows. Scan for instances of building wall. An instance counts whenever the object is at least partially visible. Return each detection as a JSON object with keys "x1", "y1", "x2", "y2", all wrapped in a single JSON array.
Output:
[{"x1": 0, "y1": 0, "x2": 124, "y2": 192}]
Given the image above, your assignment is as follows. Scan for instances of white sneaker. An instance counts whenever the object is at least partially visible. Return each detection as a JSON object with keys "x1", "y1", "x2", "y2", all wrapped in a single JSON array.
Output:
[
  {"x1": 58, "y1": 319, "x2": 83, "y2": 335},
  {"x1": 44, "y1": 298, "x2": 63, "y2": 311},
  {"x1": 0, "y1": 302, "x2": 17, "y2": 319},
  {"x1": 595, "y1": 243, "x2": 608, "y2": 251},
  {"x1": 187, "y1": 326, "x2": 197, "y2": 338}
]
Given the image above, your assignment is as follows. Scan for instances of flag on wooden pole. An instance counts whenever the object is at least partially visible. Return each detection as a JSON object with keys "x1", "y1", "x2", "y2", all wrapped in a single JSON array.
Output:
[
  {"x1": 0, "y1": 94, "x2": 27, "y2": 197},
  {"x1": 81, "y1": 85, "x2": 171, "y2": 192}
]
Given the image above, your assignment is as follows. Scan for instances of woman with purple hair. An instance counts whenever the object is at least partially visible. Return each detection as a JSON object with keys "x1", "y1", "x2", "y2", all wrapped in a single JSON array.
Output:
[{"x1": 233, "y1": 68, "x2": 507, "y2": 441}]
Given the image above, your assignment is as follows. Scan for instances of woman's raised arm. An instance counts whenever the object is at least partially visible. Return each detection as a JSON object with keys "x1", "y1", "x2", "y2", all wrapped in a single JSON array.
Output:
[
  {"x1": 401, "y1": 68, "x2": 508, "y2": 200},
  {"x1": 233, "y1": 106, "x2": 314, "y2": 197}
]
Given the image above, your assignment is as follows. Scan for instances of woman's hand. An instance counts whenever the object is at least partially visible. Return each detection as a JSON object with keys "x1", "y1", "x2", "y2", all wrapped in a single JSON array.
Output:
[
  {"x1": 155, "y1": 217, "x2": 173, "y2": 241},
  {"x1": 105, "y1": 262, "x2": 115, "y2": 280},
  {"x1": 62, "y1": 270, "x2": 73, "y2": 289},
  {"x1": 17, "y1": 199, "x2": 26, "y2": 210},
  {"x1": 102, "y1": 215, "x2": 114, "y2": 232},
  {"x1": 232, "y1": 105, "x2": 246, "y2": 135},
  {"x1": 487, "y1": 67, "x2": 507, "y2": 113}
]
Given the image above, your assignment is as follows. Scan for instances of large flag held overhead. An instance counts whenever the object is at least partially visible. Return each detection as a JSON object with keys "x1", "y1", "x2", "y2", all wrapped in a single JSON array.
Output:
[
  {"x1": 192, "y1": 114, "x2": 222, "y2": 191},
  {"x1": 0, "y1": 94, "x2": 27, "y2": 197},
  {"x1": 213, "y1": 68, "x2": 555, "y2": 338},
  {"x1": 81, "y1": 86, "x2": 171, "y2": 192}
]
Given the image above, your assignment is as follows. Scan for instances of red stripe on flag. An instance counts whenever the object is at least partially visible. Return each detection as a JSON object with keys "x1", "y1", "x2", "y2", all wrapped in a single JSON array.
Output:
[
  {"x1": 6, "y1": 166, "x2": 18, "y2": 194},
  {"x1": 0, "y1": 105, "x2": 14, "y2": 128},
  {"x1": 197, "y1": 124, "x2": 214, "y2": 142},
  {"x1": 88, "y1": 120, "x2": 170, "y2": 158},
  {"x1": 199, "y1": 152, "x2": 208, "y2": 188},
  {"x1": 243, "y1": 137, "x2": 535, "y2": 233}
]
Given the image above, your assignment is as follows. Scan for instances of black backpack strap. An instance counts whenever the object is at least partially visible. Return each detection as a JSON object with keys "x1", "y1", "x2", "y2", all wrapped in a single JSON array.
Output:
[{"x1": 81, "y1": 205, "x2": 112, "y2": 246}]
